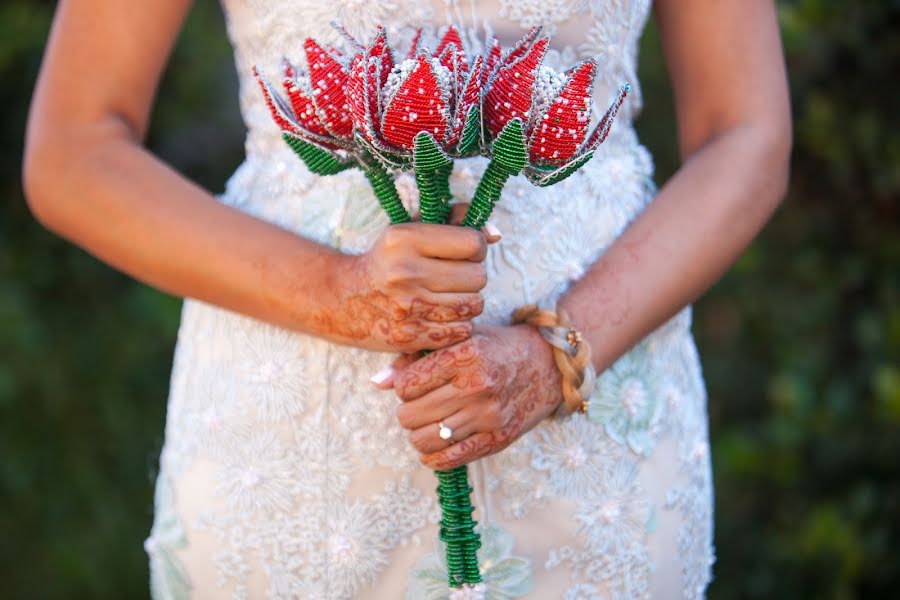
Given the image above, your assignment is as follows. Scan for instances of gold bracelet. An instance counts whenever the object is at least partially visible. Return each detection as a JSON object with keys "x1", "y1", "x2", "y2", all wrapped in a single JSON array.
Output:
[{"x1": 511, "y1": 302, "x2": 597, "y2": 414}]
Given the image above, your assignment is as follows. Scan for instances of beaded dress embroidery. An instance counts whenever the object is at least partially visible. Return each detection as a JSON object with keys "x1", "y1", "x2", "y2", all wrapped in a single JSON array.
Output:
[{"x1": 146, "y1": 1, "x2": 716, "y2": 599}]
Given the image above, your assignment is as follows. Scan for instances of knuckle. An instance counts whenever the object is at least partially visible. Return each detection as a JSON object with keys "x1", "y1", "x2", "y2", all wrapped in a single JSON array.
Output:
[
  {"x1": 387, "y1": 296, "x2": 413, "y2": 321},
  {"x1": 478, "y1": 377, "x2": 497, "y2": 397},
  {"x1": 408, "y1": 432, "x2": 428, "y2": 453},
  {"x1": 471, "y1": 294, "x2": 485, "y2": 316},
  {"x1": 381, "y1": 225, "x2": 411, "y2": 251},
  {"x1": 491, "y1": 402, "x2": 509, "y2": 428},
  {"x1": 453, "y1": 294, "x2": 484, "y2": 319},
  {"x1": 471, "y1": 264, "x2": 488, "y2": 290},
  {"x1": 455, "y1": 334, "x2": 476, "y2": 355},
  {"x1": 465, "y1": 229, "x2": 487, "y2": 258},
  {"x1": 472, "y1": 333, "x2": 493, "y2": 356},
  {"x1": 395, "y1": 404, "x2": 412, "y2": 429},
  {"x1": 481, "y1": 374, "x2": 499, "y2": 394},
  {"x1": 394, "y1": 378, "x2": 413, "y2": 401},
  {"x1": 454, "y1": 321, "x2": 474, "y2": 341},
  {"x1": 384, "y1": 262, "x2": 416, "y2": 288}
]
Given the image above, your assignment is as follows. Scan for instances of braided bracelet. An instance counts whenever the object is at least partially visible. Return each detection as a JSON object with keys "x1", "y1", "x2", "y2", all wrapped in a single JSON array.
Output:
[{"x1": 511, "y1": 302, "x2": 597, "y2": 415}]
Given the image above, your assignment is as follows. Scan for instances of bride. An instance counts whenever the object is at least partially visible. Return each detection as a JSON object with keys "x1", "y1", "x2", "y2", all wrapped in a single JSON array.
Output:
[{"x1": 23, "y1": 0, "x2": 790, "y2": 598}]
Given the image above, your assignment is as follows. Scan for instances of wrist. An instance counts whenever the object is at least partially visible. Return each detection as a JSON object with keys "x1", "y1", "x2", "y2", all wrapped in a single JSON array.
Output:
[
  {"x1": 511, "y1": 303, "x2": 597, "y2": 415},
  {"x1": 263, "y1": 237, "x2": 357, "y2": 339},
  {"x1": 515, "y1": 323, "x2": 566, "y2": 414}
]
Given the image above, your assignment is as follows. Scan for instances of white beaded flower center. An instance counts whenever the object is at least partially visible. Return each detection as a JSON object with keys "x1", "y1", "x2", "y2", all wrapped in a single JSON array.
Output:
[
  {"x1": 621, "y1": 378, "x2": 648, "y2": 416},
  {"x1": 599, "y1": 500, "x2": 622, "y2": 524},
  {"x1": 328, "y1": 533, "x2": 358, "y2": 565},
  {"x1": 563, "y1": 445, "x2": 588, "y2": 469},
  {"x1": 241, "y1": 470, "x2": 265, "y2": 488},
  {"x1": 255, "y1": 360, "x2": 285, "y2": 385}
]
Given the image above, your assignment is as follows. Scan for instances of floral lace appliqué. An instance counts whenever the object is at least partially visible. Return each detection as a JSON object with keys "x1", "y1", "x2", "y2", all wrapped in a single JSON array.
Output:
[{"x1": 589, "y1": 343, "x2": 662, "y2": 456}]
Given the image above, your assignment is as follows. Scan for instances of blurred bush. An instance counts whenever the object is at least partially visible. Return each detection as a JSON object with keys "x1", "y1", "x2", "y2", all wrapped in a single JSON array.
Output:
[{"x1": 0, "y1": 1, "x2": 897, "y2": 598}]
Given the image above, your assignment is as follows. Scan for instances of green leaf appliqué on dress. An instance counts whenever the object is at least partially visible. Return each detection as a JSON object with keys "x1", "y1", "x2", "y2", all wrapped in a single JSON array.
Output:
[{"x1": 408, "y1": 523, "x2": 533, "y2": 599}]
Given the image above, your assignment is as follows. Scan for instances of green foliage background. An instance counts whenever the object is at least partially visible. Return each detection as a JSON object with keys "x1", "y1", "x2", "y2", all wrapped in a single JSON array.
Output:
[{"x1": 1, "y1": 1, "x2": 897, "y2": 598}]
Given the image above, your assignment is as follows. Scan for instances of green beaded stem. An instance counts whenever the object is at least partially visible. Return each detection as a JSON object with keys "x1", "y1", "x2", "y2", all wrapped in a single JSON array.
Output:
[
  {"x1": 412, "y1": 133, "x2": 484, "y2": 589},
  {"x1": 282, "y1": 134, "x2": 354, "y2": 176},
  {"x1": 436, "y1": 466, "x2": 482, "y2": 586},
  {"x1": 413, "y1": 133, "x2": 453, "y2": 225},
  {"x1": 364, "y1": 164, "x2": 412, "y2": 224},
  {"x1": 430, "y1": 120, "x2": 530, "y2": 589},
  {"x1": 437, "y1": 161, "x2": 454, "y2": 222},
  {"x1": 282, "y1": 133, "x2": 410, "y2": 223},
  {"x1": 462, "y1": 119, "x2": 528, "y2": 229}
]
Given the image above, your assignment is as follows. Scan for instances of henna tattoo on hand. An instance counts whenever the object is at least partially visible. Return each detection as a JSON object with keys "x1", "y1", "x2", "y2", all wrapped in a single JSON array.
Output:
[
  {"x1": 406, "y1": 296, "x2": 483, "y2": 322},
  {"x1": 310, "y1": 255, "x2": 475, "y2": 352},
  {"x1": 415, "y1": 325, "x2": 566, "y2": 469}
]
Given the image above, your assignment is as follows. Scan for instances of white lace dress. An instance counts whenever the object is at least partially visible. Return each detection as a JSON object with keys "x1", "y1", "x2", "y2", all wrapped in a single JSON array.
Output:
[{"x1": 145, "y1": 1, "x2": 715, "y2": 598}]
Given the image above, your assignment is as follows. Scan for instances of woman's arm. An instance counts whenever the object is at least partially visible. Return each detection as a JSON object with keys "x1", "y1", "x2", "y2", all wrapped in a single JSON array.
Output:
[
  {"x1": 23, "y1": 0, "x2": 488, "y2": 354},
  {"x1": 559, "y1": 0, "x2": 792, "y2": 372},
  {"x1": 389, "y1": 0, "x2": 792, "y2": 470}
]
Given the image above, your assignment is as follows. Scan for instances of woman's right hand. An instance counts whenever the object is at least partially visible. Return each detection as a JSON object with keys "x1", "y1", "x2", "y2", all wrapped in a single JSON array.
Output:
[{"x1": 320, "y1": 222, "x2": 491, "y2": 353}]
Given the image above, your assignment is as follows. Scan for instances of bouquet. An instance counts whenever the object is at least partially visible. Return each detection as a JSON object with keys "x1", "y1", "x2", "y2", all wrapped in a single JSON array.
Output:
[{"x1": 255, "y1": 24, "x2": 629, "y2": 594}]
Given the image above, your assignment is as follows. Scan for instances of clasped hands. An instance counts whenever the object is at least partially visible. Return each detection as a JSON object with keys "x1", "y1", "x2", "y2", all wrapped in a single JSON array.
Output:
[{"x1": 347, "y1": 205, "x2": 564, "y2": 469}]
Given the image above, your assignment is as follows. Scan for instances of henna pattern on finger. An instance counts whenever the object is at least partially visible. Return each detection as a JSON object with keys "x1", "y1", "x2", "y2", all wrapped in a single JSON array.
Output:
[
  {"x1": 406, "y1": 296, "x2": 484, "y2": 322},
  {"x1": 395, "y1": 338, "x2": 478, "y2": 399},
  {"x1": 311, "y1": 287, "x2": 472, "y2": 351},
  {"x1": 417, "y1": 326, "x2": 567, "y2": 469}
]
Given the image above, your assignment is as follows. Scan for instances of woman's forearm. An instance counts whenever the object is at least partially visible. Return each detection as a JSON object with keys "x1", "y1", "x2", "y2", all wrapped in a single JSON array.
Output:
[
  {"x1": 23, "y1": 116, "x2": 349, "y2": 337},
  {"x1": 24, "y1": 114, "x2": 489, "y2": 354},
  {"x1": 559, "y1": 122, "x2": 791, "y2": 372}
]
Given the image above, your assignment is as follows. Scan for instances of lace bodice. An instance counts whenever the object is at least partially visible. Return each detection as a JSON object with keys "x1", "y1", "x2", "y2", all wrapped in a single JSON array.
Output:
[{"x1": 144, "y1": 2, "x2": 716, "y2": 599}]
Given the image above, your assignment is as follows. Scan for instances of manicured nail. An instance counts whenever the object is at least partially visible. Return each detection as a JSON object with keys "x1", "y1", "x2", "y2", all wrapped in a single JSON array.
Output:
[
  {"x1": 370, "y1": 367, "x2": 394, "y2": 385},
  {"x1": 484, "y1": 221, "x2": 502, "y2": 239}
]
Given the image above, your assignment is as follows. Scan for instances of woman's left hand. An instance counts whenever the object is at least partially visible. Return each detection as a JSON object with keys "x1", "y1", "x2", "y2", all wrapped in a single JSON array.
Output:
[{"x1": 384, "y1": 324, "x2": 564, "y2": 470}]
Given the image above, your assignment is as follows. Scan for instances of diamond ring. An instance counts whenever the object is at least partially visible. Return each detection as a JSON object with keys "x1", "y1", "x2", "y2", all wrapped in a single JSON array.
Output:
[{"x1": 438, "y1": 421, "x2": 453, "y2": 441}]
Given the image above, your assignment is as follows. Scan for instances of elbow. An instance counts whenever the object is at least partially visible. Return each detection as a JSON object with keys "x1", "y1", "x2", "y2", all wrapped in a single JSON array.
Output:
[
  {"x1": 749, "y1": 92, "x2": 793, "y2": 212},
  {"x1": 22, "y1": 134, "x2": 67, "y2": 234},
  {"x1": 22, "y1": 151, "x2": 52, "y2": 231},
  {"x1": 760, "y1": 115, "x2": 793, "y2": 209},
  {"x1": 23, "y1": 122, "x2": 104, "y2": 237},
  {"x1": 24, "y1": 113, "x2": 137, "y2": 235}
]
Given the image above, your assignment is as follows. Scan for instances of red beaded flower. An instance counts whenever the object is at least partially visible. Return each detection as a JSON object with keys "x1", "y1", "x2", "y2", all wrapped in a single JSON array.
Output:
[
  {"x1": 482, "y1": 27, "x2": 630, "y2": 185},
  {"x1": 347, "y1": 26, "x2": 484, "y2": 167},
  {"x1": 254, "y1": 38, "x2": 414, "y2": 221},
  {"x1": 254, "y1": 39, "x2": 357, "y2": 153}
]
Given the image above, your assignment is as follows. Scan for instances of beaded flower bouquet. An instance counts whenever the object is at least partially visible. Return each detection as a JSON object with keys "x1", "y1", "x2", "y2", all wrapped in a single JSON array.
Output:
[{"x1": 255, "y1": 24, "x2": 628, "y2": 594}]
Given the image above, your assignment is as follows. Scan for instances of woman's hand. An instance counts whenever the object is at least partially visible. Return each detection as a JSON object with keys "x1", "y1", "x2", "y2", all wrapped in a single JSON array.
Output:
[
  {"x1": 385, "y1": 324, "x2": 564, "y2": 469},
  {"x1": 321, "y1": 223, "x2": 490, "y2": 353}
]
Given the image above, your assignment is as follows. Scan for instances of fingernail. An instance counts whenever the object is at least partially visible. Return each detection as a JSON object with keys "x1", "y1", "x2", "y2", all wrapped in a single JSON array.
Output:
[
  {"x1": 369, "y1": 367, "x2": 394, "y2": 385},
  {"x1": 484, "y1": 221, "x2": 502, "y2": 239}
]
